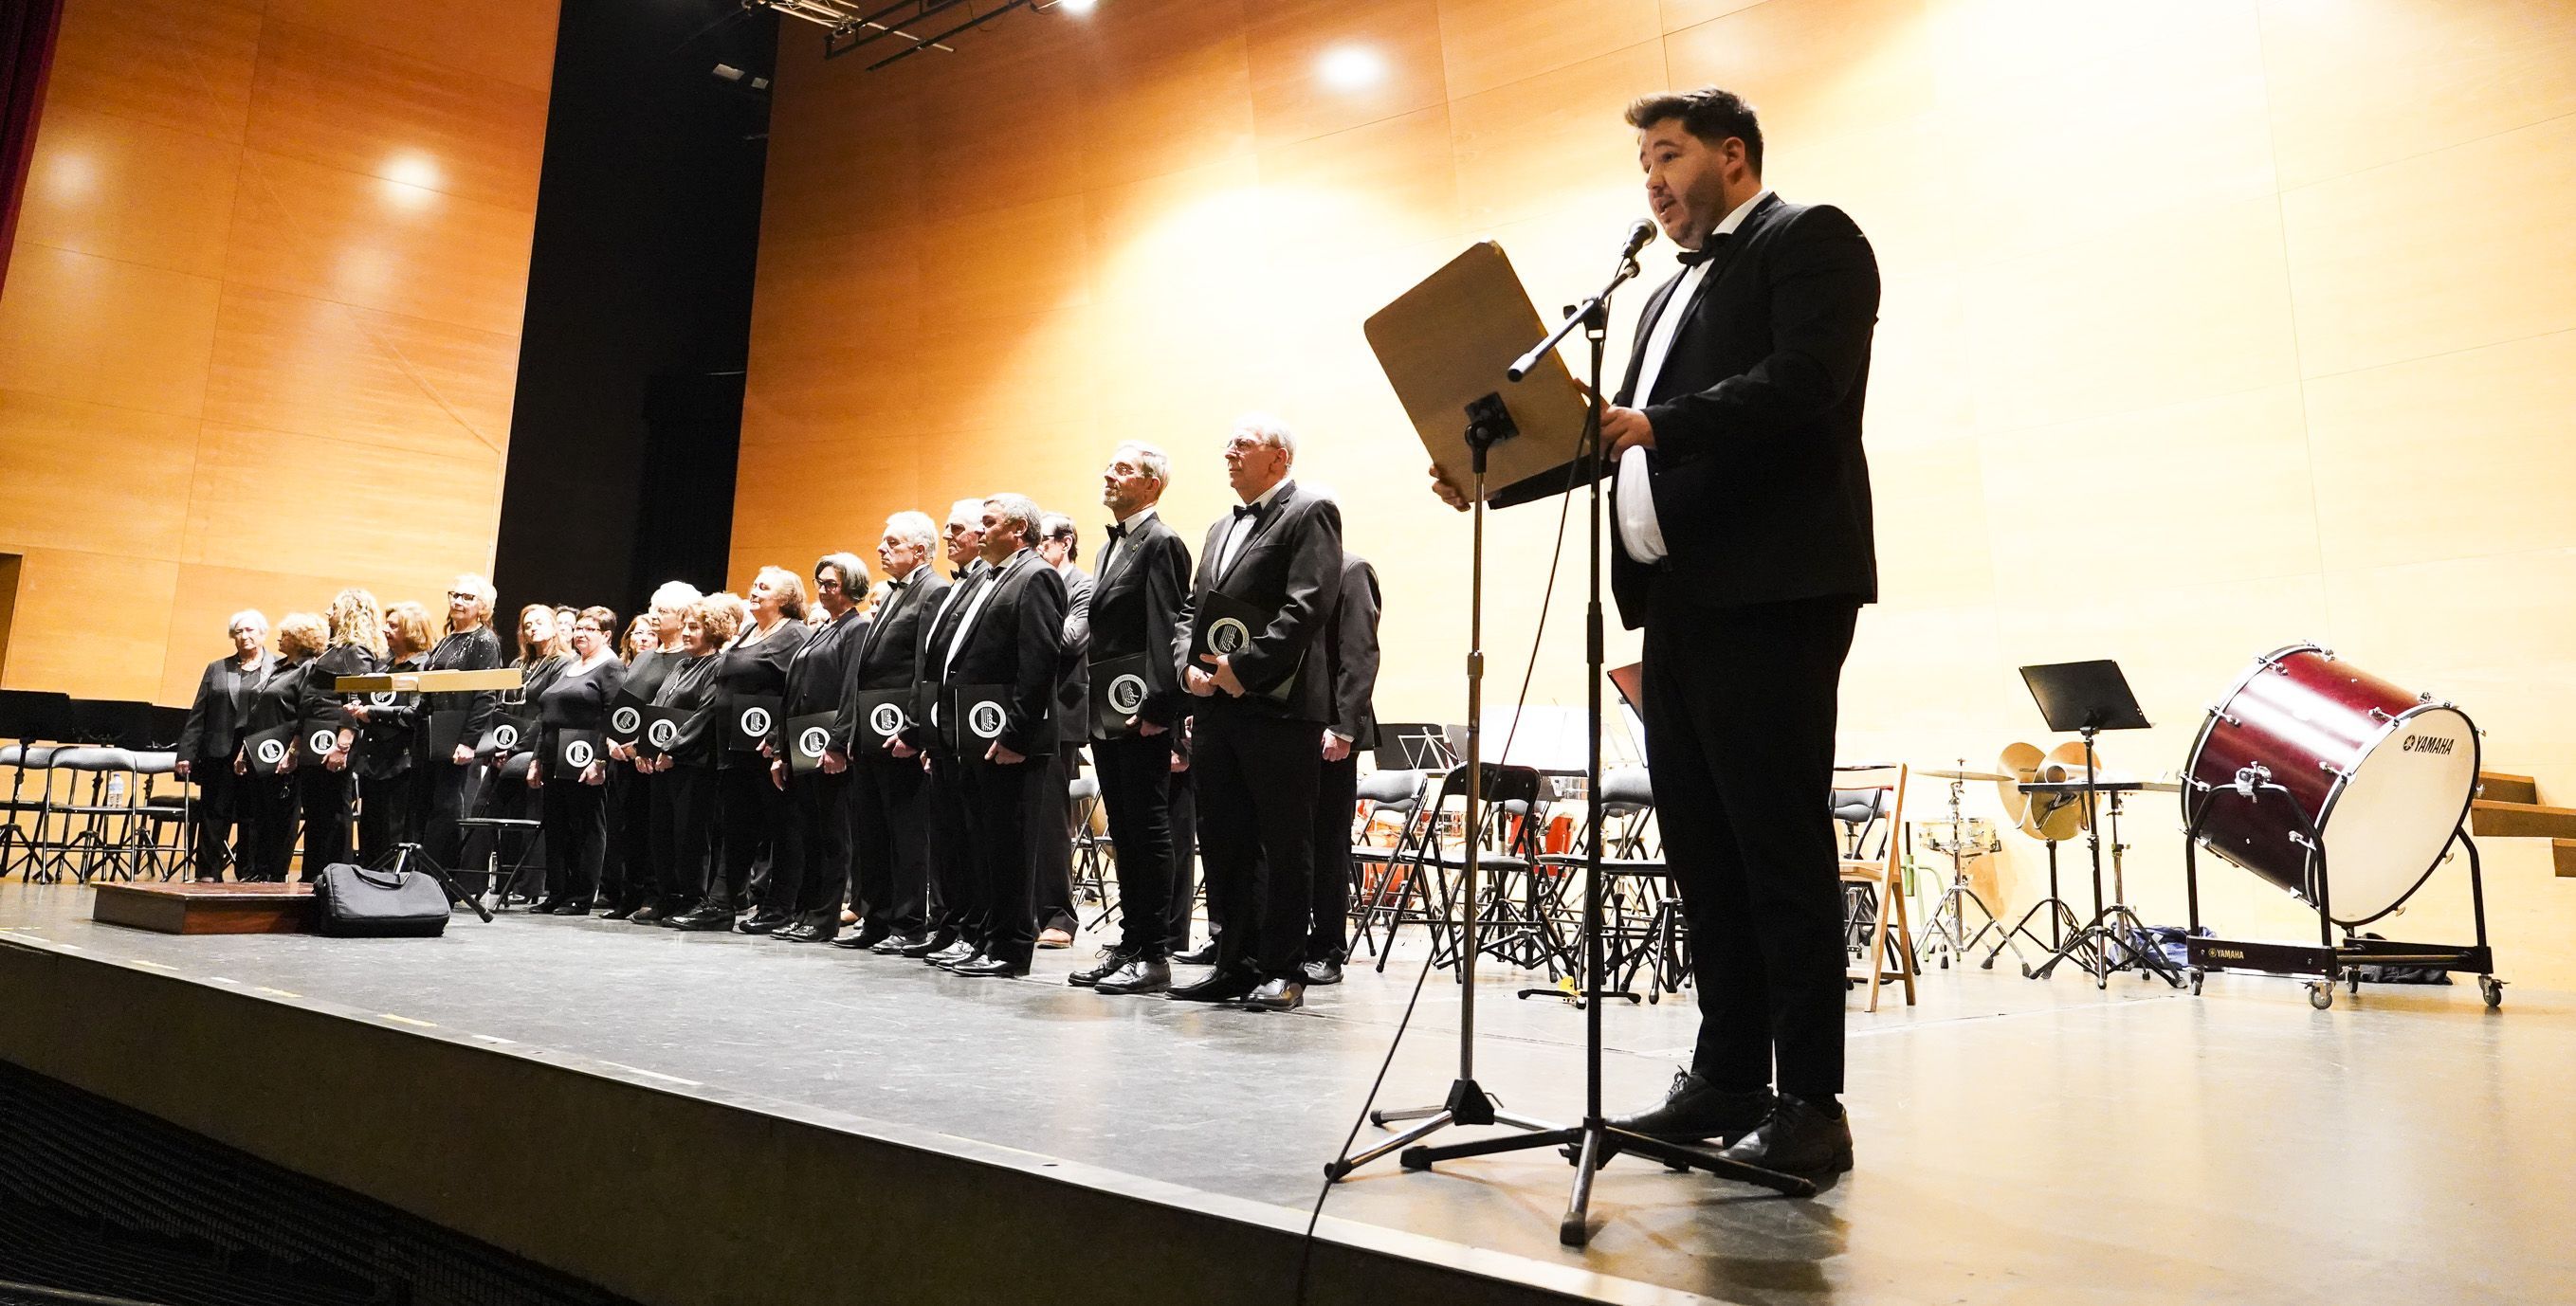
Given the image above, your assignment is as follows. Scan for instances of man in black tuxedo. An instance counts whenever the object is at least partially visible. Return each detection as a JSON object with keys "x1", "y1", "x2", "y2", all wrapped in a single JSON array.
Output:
[
  {"x1": 760, "y1": 553, "x2": 870, "y2": 942},
  {"x1": 1032, "y1": 512, "x2": 1093, "y2": 948},
  {"x1": 1303, "y1": 553, "x2": 1381, "y2": 986},
  {"x1": 1434, "y1": 88, "x2": 1877, "y2": 1173},
  {"x1": 1068, "y1": 442, "x2": 1195, "y2": 997},
  {"x1": 830, "y1": 512, "x2": 949, "y2": 953},
  {"x1": 895, "y1": 499, "x2": 993, "y2": 960},
  {"x1": 1177, "y1": 414, "x2": 1343, "y2": 1011},
  {"x1": 919, "y1": 493, "x2": 1068, "y2": 977}
]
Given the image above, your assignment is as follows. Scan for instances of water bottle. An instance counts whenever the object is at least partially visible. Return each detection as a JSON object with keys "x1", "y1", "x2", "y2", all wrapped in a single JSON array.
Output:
[{"x1": 106, "y1": 771, "x2": 126, "y2": 807}]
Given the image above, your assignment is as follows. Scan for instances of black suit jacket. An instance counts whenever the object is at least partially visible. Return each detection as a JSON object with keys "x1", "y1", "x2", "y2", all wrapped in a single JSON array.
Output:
[
  {"x1": 178, "y1": 652, "x2": 280, "y2": 761},
  {"x1": 1181, "y1": 481, "x2": 1342, "y2": 723},
  {"x1": 832, "y1": 569, "x2": 947, "y2": 752},
  {"x1": 772, "y1": 607, "x2": 864, "y2": 748},
  {"x1": 1051, "y1": 564, "x2": 1094, "y2": 741},
  {"x1": 1511, "y1": 194, "x2": 1879, "y2": 628},
  {"x1": 1321, "y1": 554, "x2": 1382, "y2": 750},
  {"x1": 1087, "y1": 510, "x2": 1193, "y2": 734},
  {"x1": 927, "y1": 551, "x2": 1067, "y2": 757}
]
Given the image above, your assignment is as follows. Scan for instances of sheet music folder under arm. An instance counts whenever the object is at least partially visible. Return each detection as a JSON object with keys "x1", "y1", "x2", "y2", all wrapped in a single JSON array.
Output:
[{"x1": 1363, "y1": 241, "x2": 1596, "y2": 509}]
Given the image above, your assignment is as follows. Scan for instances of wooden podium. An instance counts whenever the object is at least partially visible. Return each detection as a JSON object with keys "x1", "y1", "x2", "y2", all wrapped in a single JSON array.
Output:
[{"x1": 93, "y1": 881, "x2": 316, "y2": 935}]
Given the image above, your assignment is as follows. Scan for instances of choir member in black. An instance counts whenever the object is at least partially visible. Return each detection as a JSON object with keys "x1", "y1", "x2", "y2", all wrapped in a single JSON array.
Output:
[
  {"x1": 759, "y1": 553, "x2": 869, "y2": 942},
  {"x1": 471, "y1": 603, "x2": 566, "y2": 898},
  {"x1": 525, "y1": 607, "x2": 626, "y2": 914},
  {"x1": 1177, "y1": 414, "x2": 1343, "y2": 1011},
  {"x1": 295, "y1": 588, "x2": 384, "y2": 875},
  {"x1": 177, "y1": 609, "x2": 279, "y2": 880},
  {"x1": 1069, "y1": 443, "x2": 1194, "y2": 996},
  {"x1": 1304, "y1": 553, "x2": 1381, "y2": 986},
  {"x1": 350, "y1": 601, "x2": 432, "y2": 862},
  {"x1": 608, "y1": 583, "x2": 700, "y2": 921},
  {"x1": 420, "y1": 575, "x2": 503, "y2": 873},
  {"x1": 649, "y1": 594, "x2": 738, "y2": 929},
  {"x1": 1032, "y1": 512, "x2": 1093, "y2": 948},
  {"x1": 828, "y1": 513, "x2": 948, "y2": 953},
  {"x1": 891, "y1": 499, "x2": 993, "y2": 958},
  {"x1": 667, "y1": 571, "x2": 806, "y2": 931},
  {"x1": 918, "y1": 493, "x2": 1067, "y2": 977},
  {"x1": 232, "y1": 613, "x2": 325, "y2": 881}
]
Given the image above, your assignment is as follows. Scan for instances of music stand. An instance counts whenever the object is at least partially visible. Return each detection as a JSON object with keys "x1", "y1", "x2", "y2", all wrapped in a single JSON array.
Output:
[
  {"x1": 2014, "y1": 661, "x2": 2180, "y2": 989},
  {"x1": 334, "y1": 667, "x2": 518, "y2": 923}
]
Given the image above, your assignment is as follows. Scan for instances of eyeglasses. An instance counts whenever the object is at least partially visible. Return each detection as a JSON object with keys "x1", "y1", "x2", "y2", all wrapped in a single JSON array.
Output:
[{"x1": 446, "y1": 590, "x2": 475, "y2": 601}]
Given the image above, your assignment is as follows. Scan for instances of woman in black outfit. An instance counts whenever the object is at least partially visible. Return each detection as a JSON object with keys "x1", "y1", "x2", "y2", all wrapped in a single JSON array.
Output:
[
  {"x1": 649, "y1": 594, "x2": 734, "y2": 928},
  {"x1": 604, "y1": 583, "x2": 698, "y2": 920},
  {"x1": 528, "y1": 607, "x2": 626, "y2": 915},
  {"x1": 352, "y1": 600, "x2": 431, "y2": 862},
  {"x1": 666, "y1": 573, "x2": 805, "y2": 931},
  {"x1": 471, "y1": 603, "x2": 566, "y2": 900},
  {"x1": 176, "y1": 609, "x2": 279, "y2": 880},
  {"x1": 296, "y1": 588, "x2": 383, "y2": 875},
  {"x1": 233, "y1": 613, "x2": 324, "y2": 881},
  {"x1": 420, "y1": 576, "x2": 504, "y2": 872}
]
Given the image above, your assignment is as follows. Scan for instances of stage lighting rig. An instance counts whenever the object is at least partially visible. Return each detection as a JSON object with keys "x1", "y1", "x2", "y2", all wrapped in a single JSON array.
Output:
[{"x1": 746, "y1": 0, "x2": 1095, "y2": 71}]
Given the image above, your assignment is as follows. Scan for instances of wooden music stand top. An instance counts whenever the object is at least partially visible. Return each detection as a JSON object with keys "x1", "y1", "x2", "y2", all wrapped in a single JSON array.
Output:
[{"x1": 335, "y1": 668, "x2": 525, "y2": 694}]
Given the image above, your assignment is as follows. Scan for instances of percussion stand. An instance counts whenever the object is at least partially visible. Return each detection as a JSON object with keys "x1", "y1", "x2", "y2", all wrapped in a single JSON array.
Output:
[
  {"x1": 2023, "y1": 730, "x2": 2183, "y2": 989},
  {"x1": 1918, "y1": 767, "x2": 2021, "y2": 971},
  {"x1": 1984, "y1": 837, "x2": 2078, "y2": 967}
]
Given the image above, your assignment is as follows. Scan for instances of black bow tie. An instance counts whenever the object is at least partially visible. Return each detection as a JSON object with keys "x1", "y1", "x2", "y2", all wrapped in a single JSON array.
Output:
[
  {"x1": 952, "y1": 568, "x2": 970, "y2": 582},
  {"x1": 1233, "y1": 502, "x2": 1262, "y2": 521},
  {"x1": 1674, "y1": 233, "x2": 1733, "y2": 267},
  {"x1": 1104, "y1": 523, "x2": 1127, "y2": 542}
]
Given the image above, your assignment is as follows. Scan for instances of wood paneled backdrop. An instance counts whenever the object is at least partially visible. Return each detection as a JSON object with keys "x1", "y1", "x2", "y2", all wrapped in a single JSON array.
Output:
[
  {"x1": 0, "y1": 0, "x2": 557, "y2": 707},
  {"x1": 740, "y1": 0, "x2": 2576, "y2": 984}
]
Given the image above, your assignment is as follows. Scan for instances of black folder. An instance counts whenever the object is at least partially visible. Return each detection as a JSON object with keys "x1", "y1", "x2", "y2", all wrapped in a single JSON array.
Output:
[
  {"x1": 1188, "y1": 590, "x2": 1296, "y2": 702},
  {"x1": 295, "y1": 720, "x2": 338, "y2": 767},
  {"x1": 242, "y1": 722, "x2": 295, "y2": 772},
  {"x1": 553, "y1": 728, "x2": 602, "y2": 773},
  {"x1": 636, "y1": 705, "x2": 690, "y2": 758},
  {"x1": 782, "y1": 712, "x2": 837, "y2": 775},
  {"x1": 945, "y1": 683, "x2": 1011, "y2": 756},
  {"x1": 604, "y1": 691, "x2": 650, "y2": 748},
  {"x1": 426, "y1": 710, "x2": 467, "y2": 762},
  {"x1": 476, "y1": 709, "x2": 534, "y2": 763},
  {"x1": 848, "y1": 687, "x2": 913, "y2": 751},
  {"x1": 1089, "y1": 653, "x2": 1151, "y2": 740},
  {"x1": 725, "y1": 695, "x2": 780, "y2": 753}
]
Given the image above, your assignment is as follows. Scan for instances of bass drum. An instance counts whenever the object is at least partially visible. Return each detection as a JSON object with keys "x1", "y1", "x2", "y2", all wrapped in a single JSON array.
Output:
[{"x1": 2183, "y1": 644, "x2": 2478, "y2": 927}]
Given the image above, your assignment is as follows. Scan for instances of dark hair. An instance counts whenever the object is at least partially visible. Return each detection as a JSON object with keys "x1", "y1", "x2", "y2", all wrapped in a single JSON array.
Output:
[
  {"x1": 1039, "y1": 512, "x2": 1079, "y2": 564},
  {"x1": 1624, "y1": 87, "x2": 1763, "y2": 175}
]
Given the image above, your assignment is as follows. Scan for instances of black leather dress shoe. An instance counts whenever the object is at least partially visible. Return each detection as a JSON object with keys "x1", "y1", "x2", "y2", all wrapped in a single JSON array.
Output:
[
  {"x1": 1717, "y1": 1095, "x2": 1853, "y2": 1174},
  {"x1": 873, "y1": 932, "x2": 929, "y2": 955},
  {"x1": 1298, "y1": 957, "x2": 1344, "y2": 986},
  {"x1": 599, "y1": 901, "x2": 637, "y2": 921},
  {"x1": 667, "y1": 903, "x2": 738, "y2": 932},
  {"x1": 837, "y1": 921, "x2": 889, "y2": 950},
  {"x1": 896, "y1": 933, "x2": 953, "y2": 958},
  {"x1": 1234, "y1": 977, "x2": 1305, "y2": 1011},
  {"x1": 1609, "y1": 1069, "x2": 1776, "y2": 1145},
  {"x1": 773, "y1": 923, "x2": 820, "y2": 943},
  {"x1": 1171, "y1": 941, "x2": 1219, "y2": 967},
  {"x1": 736, "y1": 912, "x2": 789, "y2": 934},
  {"x1": 649, "y1": 898, "x2": 700, "y2": 926},
  {"x1": 950, "y1": 954, "x2": 1029, "y2": 978},
  {"x1": 1093, "y1": 957, "x2": 1172, "y2": 995},
  {"x1": 629, "y1": 900, "x2": 669, "y2": 923},
  {"x1": 1167, "y1": 971, "x2": 1259, "y2": 1003},
  {"x1": 1069, "y1": 948, "x2": 1136, "y2": 988},
  {"x1": 926, "y1": 939, "x2": 977, "y2": 967},
  {"x1": 831, "y1": 929, "x2": 879, "y2": 950}
]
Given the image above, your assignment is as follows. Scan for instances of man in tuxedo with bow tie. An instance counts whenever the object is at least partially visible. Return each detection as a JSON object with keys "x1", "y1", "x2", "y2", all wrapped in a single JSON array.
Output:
[
  {"x1": 829, "y1": 512, "x2": 948, "y2": 952},
  {"x1": 1433, "y1": 87, "x2": 1878, "y2": 1173},
  {"x1": 892, "y1": 499, "x2": 994, "y2": 959},
  {"x1": 1068, "y1": 441, "x2": 1195, "y2": 996},
  {"x1": 1178, "y1": 414, "x2": 1343, "y2": 1011},
  {"x1": 917, "y1": 493, "x2": 1068, "y2": 977}
]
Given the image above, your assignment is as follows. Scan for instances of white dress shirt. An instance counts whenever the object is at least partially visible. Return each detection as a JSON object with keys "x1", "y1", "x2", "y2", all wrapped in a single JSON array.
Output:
[
  {"x1": 1616, "y1": 188, "x2": 1774, "y2": 565},
  {"x1": 1097, "y1": 504, "x2": 1159, "y2": 580},
  {"x1": 1216, "y1": 479, "x2": 1290, "y2": 576}
]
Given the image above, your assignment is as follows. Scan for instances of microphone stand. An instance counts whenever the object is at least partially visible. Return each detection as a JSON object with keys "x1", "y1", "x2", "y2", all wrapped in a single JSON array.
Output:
[{"x1": 1367, "y1": 234, "x2": 1815, "y2": 1245}]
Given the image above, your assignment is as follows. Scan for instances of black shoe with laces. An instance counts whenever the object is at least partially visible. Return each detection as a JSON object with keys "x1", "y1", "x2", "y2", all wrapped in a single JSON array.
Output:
[
  {"x1": 1608, "y1": 1068, "x2": 1777, "y2": 1145},
  {"x1": 1717, "y1": 1094, "x2": 1853, "y2": 1174},
  {"x1": 1069, "y1": 947, "x2": 1137, "y2": 988}
]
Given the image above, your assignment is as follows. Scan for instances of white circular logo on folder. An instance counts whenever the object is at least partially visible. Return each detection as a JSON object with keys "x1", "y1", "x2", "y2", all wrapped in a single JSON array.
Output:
[
  {"x1": 490, "y1": 723, "x2": 520, "y2": 752},
  {"x1": 967, "y1": 701, "x2": 1007, "y2": 740},
  {"x1": 1107, "y1": 674, "x2": 1147, "y2": 716},
  {"x1": 369, "y1": 691, "x2": 398, "y2": 707},
  {"x1": 1209, "y1": 617, "x2": 1251, "y2": 656},
  {"x1": 868, "y1": 702, "x2": 905, "y2": 739},
  {"x1": 255, "y1": 738, "x2": 287, "y2": 767},
  {"x1": 740, "y1": 706, "x2": 773, "y2": 737},
  {"x1": 564, "y1": 739, "x2": 596, "y2": 769},
  {"x1": 647, "y1": 718, "x2": 681, "y2": 750},
  {"x1": 797, "y1": 726, "x2": 830, "y2": 758},
  {"x1": 306, "y1": 729, "x2": 337, "y2": 755},
  {"x1": 611, "y1": 706, "x2": 641, "y2": 735}
]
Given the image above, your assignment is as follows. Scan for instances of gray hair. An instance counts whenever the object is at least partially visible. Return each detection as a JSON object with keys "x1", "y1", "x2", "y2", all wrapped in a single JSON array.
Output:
[
  {"x1": 946, "y1": 498, "x2": 986, "y2": 529},
  {"x1": 648, "y1": 581, "x2": 703, "y2": 617},
  {"x1": 1232, "y1": 410, "x2": 1297, "y2": 459},
  {"x1": 886, "y1": 510, "x2": 937, "y2": 553},
  {"x1": 226, "y1": 609, "x2": 268, "y2": 636},
  {"x1": 1112, "y1": 440, "x2": 1171, "y2": 487},
  {"x1": 814, "y1": 551, "x2": 869, "y2": 597},
  {"x1": 983, "y1": 493, "x2": 1042, "y2": 547}
]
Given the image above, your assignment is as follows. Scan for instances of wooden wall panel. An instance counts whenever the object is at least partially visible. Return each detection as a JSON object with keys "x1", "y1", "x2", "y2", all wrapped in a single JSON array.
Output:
[
  {"x1": 0, "y1": 0, "x2": 557, "y2": 710},
  {"x1": 742, "y1": 0, "x2": 2576, "y2": 982}
]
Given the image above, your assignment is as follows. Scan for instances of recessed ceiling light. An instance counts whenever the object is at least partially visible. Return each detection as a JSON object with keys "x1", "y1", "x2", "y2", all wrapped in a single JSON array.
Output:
[
  {"x1": 1317, "y1": 45, "x2": 1386, "y2": 92},
  {"x1": 1056, "y1": 0, "x2": 1097, "y2": 12}
]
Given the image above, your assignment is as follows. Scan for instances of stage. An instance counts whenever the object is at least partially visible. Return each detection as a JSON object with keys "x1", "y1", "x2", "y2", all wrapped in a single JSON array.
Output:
[{"x1": 0, "y1": 880, "x2": 2566, "y2": 1306}]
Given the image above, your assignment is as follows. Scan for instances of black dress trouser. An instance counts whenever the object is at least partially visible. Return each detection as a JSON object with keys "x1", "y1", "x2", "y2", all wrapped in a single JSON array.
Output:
[
  {"x1": 1164, "y1": 767, "x2": 1197, "y2": 952},
  {"x1": 957, "y1": 754, "x2": 1045, "y2": 965},
  {"x1": 356, "y1": 768, "x2": 423, "y2": 864},
  {"x1": 1639, "y1": 593, "x2": 1859, "y2": 1101},
  {"x1": 297, "y1": 767, "x2": 353, "y2": 875},
  {"x1": 770, "y1": 768, "x2": 851, "y2": 918},
  {"x1": 922, "y1": 751, "x2": 974, "y2": 941},
  {"x1": 716, "y1": 759, "x2": 788, "y2": 910},
  {"x1": 654, "y1": 766, "x2": 717, "y2": 901},
  {"x1": 188, "y1": 761, "x2": 242, "y2": 880},
  {"x1": 1308, "y1": 752, "x2": 1359, "y2": 962},
  {"x1": 1193, "y1": 707, "x2": 1320, "y2": 981},
  {"x1": 1093, "y1": 731, "x2": 1176, "y2": 958},
  {"x1": 600, "y1": 767, "x2": 652, "y2": 907},
  {"x1": 238, "y1": 769, "x2": 300, "y2": 881},
  {"x1": 1032, "y1": 742, "x2": 1082, "y2": 934},
  {"x1": 422, "y1": 759, "x2": 480, "y2": 871},
  {"x1": 850, "y1": 748, "x2": 930, "y2": 935},
  {"x1": 539, "y1": 773, "x2": 609, "y2": 905}
]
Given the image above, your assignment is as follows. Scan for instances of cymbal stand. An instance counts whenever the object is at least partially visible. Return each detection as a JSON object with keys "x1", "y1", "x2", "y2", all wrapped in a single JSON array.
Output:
[
  {"x1": 1915, "y1": 764, "x2": 2021, "y2": 972},
  {"x1": 2023, "y1": 728, "x2": 2182, "y2": 989}
]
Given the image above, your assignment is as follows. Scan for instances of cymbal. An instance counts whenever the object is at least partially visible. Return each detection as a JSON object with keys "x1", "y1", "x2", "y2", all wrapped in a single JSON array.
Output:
[{"x1": 1920, "y1": 767, "x2": 2010, "y2": 782}]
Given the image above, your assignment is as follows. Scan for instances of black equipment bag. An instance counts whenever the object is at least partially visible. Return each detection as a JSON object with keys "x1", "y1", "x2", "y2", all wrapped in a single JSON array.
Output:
[{"x1": 310, "y1": 862, "x2": 451, "y2": 937}]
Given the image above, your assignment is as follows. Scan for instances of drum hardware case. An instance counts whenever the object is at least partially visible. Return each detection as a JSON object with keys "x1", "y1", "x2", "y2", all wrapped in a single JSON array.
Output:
[{"x1": 2180, "y1": 766, "x2": 2503, "y2": 1010}]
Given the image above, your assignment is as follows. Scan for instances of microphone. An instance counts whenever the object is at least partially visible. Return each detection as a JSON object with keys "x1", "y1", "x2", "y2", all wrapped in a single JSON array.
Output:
[{"x1": 1618, "y1": 218, "x2": 1656, "y2": 260}]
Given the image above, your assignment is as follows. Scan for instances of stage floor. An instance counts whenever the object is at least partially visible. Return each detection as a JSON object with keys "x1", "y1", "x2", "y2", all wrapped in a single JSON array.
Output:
[{"x1": 3, "y1": 880, "x2": 2567, "y2": 1305}]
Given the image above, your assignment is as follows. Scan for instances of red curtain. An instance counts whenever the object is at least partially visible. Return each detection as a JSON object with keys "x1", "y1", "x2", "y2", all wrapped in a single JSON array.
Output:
[{"x1": 0, "y1": 0, "x2": 67, "y2": 300}]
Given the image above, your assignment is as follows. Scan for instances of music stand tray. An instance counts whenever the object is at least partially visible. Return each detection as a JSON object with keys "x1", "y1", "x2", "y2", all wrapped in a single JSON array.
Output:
[
  {"x1": 2018, "y1": 661, "x2": 2151, "y2": 735},
  {"x1": 1363, "y1": 242, "x2": 1593, "y2": 506}
]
